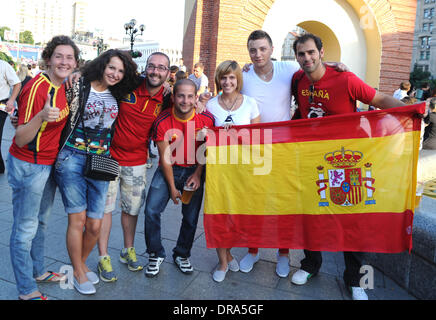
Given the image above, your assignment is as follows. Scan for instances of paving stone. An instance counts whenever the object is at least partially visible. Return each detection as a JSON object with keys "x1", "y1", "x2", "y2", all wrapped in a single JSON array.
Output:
[
  {"x1": 222, "y1": 260, "x2": 281, "y2": 289},
  {"x1": 409, "y1": 253, "x2": 436, "y2": 300},
  {"x1": 0, "y1": 245, "x2": 15, "y2": 283},
  {"x1": 43, "y1": 232, "x2": 71, "y2": 264},
  {"x1": 189, "y1": 245, "x2": 220, "y2": 273},
  {"x1": 0, "y1": 227, "x2": 11, "y2": 246},
  {"x1": 0, "y1": 203, "x2": 13, "y2": 222},
  {"x1": 370, "y1": 275, "x2": 417, "y2": 300},
  {"x1": 141, "y1": 262, "x2": 200, "y2": 297},
  {"x1": 0, "y1": 279, "x2": 18, "y2": 300},
  {"x1": 180, "y1": 271, "x2": 308, "y2": 300},
  {"x1": 280, "y1": 267, "x2": 343, "y2": 300}
]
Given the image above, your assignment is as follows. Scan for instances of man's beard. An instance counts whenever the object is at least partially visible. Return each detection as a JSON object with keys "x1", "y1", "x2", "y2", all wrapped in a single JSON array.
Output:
[{"x1": 146, "y1": 72, "x2": 165, "y2": 88}]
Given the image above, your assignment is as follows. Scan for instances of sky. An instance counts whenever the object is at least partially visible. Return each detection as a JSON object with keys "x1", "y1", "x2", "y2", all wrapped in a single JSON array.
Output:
[
  {"x1": 2, "y1": 0, "x2": 186, "y2": 49},
  {"x1": 87, "y1": 0, "x2": 186, "y2": 48}
]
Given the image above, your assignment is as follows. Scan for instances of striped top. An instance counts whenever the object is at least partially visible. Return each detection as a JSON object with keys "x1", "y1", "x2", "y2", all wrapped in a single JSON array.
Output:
[{"x1": 64, "y1": 86, "x2": 118, "y2": 156}]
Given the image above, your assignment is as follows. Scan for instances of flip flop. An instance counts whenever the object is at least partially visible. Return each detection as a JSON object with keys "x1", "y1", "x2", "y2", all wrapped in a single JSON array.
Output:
[
  {"x1": 35, "y1": 271, "x2": 67, "y2": 283},
  {"x1": 19, "y1": 294, "x2": 48, "y2": 300}
]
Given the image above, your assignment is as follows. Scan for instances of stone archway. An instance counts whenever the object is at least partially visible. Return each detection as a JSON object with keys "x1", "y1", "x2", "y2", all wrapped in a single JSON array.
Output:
[{"x1": 183, "y1": 0, "x2": 416, "y2": 94}]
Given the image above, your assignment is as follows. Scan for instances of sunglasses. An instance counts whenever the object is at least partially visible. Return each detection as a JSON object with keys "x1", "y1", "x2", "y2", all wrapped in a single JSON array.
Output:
[{"x1": 309, "y1": 84, "x2": 315, "y2": 104}]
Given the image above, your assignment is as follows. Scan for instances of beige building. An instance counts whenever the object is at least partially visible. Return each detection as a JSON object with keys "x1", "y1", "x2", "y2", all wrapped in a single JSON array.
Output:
[
  {"x1": 411, "y1": 0, "x2": 436, "y2": 76},
  {"x1": 72, "y1": 1, "x2": 89, "y2": 34},
  {"x1": 280, "y1": 28, "x2": 305, "y2": 62},
  {"x1": 17, "y1": 0, "x2": 72, "y2": 44}
]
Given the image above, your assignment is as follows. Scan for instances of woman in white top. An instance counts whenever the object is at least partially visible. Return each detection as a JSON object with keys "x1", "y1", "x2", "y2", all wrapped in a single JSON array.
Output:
[{"x1": 206, "y1": 60, "x2": 260, "y2": 282}]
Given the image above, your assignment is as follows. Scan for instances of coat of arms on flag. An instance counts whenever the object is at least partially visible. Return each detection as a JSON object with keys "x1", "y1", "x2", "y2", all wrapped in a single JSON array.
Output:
[
  {"x1": 204, "y1": 104, "x2": 425, "y2": 253},
  {"x1": 316, "y1": 147, "x2": 376, "y2": 207}
]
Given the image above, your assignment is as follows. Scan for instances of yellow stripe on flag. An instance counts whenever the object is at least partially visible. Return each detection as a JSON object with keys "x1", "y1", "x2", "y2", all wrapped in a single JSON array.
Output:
[{"x1": 205, "y1": 131, "x2": 419, "y2": 215}]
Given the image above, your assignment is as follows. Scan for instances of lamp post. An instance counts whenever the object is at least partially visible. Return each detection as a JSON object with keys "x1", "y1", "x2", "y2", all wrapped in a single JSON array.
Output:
[
  {"x1": 124, "y1": 19, "x2": 145, "y2": 54},
  {"x1": 93, "y1": 37, "x2": 107, "y2": 56}
]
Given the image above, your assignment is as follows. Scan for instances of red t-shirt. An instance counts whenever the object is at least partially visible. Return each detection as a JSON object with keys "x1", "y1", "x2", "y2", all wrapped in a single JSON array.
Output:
[
  {"x1": 110, "y1": 81, "x2": 166, "y2": 166},
  {"x1": 293, "y1": 66, "x2": 376, "y2": 119},
  {"x1": 152, "y1": 108, "x2": 215, "y2": 167},
  {"x1": 9, "y1": 73, "x2": 69, "y2": 165}
]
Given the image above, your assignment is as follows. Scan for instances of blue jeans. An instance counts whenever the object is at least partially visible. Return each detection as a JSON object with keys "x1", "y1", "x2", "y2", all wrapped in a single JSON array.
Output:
[
  {"x1": 144, "y1": 166, "x2": 204, "y2": 259},
  {"x1": 7, "y1": 154, "x2": 56, "y2": 295},
  {"x1": 54, "y1": 148, "x2": 109, "y2": 219}
]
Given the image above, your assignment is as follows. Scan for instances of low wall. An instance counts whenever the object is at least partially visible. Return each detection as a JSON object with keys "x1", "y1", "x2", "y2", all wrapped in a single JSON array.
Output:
[
  {"x1": 417, "y1": 149, "x2": 436, "y2": 183},
  {"x1": 363, "y1": 149, "x2": 436, "y2": 300}
]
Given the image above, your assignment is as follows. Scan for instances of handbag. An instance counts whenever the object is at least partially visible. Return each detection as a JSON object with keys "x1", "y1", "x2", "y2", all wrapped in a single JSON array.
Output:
[
  {"x1": 84, "y1": 152, "x2": 119, "y2": 181},
  {"x1": 81, "y1": 103, "x2": 119, "y2": 181}
]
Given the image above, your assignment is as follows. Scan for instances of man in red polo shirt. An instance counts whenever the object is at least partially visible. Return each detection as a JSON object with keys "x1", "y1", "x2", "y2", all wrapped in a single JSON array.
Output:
[
  {"x1": 97, "y1": 52, "x2": 172, "y2": 282},
  {"x1": 290, "y1": 33, "x2": 405, "y2": 300},
  {"x1": 144, "y1": 78, "x2": 214, "y2": 277}
]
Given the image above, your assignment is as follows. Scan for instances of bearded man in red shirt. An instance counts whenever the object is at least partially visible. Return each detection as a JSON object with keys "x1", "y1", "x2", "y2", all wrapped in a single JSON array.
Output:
[
  {"x1": 290, "y1": 33, "x2": 405, "y2": 300},
  {"x1": 97, "y1": 52, "x2": 172, "y2": 282}
]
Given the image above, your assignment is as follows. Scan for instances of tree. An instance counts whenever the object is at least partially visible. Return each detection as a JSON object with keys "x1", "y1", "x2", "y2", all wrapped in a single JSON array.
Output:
[
  {"x1": 0, "y1": 26, "x2": 11, "y2": 41},
  {"x1": 0, "y1": 52, "x2": 15, "y2": 69},
  {"x1": 19, "y1": 30, "x2": 34, "y2": 44},
  {"x1": 409, "y1": 65, "x2": 432, "y2": 90}
]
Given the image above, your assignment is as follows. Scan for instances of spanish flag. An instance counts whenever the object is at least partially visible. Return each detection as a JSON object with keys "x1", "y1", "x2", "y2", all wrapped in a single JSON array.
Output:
[{"x1": 203, "y1": 103, "x2": 425, "y2": 253}]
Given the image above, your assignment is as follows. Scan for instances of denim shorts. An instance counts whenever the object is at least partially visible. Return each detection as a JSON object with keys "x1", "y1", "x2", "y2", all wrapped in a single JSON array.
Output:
[{"x1": 54, "y1": 148, "x2": 109, "y2": 219}]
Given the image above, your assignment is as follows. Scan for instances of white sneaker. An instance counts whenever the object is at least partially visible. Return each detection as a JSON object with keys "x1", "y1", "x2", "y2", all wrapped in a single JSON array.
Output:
[
  {"x1": 275, "y1": 253, "x2": 290, "y2": 278},
  {"x1": 174, "y1": 256, "x2": 194, "y2": 274},
  {"x1": 350, "y1": 287, "x2": 368, "y2": 300},
  {"x1": 239, "y1": 253, "x2": 260, "y2": 273},
  {"x1": 212, "y1": 265, "x2": 228, "y2": 282},
  {"x1": 73, "y1": 277, "x2": 96, "y2": 295},
  {"x1": 145, "y1": 254, "x2": 164, "y2": 278},
  {"x1": 86, "y1": 271, "x2": 100, "y2": 285},
  {"x1": 291, "y1": 269, "x2": 313, "y2": 285},
  {"x1": 228, "y1": 257, "x2": 240, "y2": 272}
]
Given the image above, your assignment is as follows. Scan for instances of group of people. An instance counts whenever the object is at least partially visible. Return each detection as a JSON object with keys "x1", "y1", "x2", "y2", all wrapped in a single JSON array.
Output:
[
  {"x1": 3, "y1": 28, "x2": 422, "y2": 301},
  {"x1": 392, "y1": 81, "x2": 436, "y2": 150},
  {"x1": 198, "y1": 31, "x2": 406, "y2": 301}
]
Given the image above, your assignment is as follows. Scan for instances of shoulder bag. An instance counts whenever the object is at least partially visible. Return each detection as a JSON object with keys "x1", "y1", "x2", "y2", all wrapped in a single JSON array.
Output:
[{"x1": 81, "y1": 104, "x2": 119, "y2": 181}]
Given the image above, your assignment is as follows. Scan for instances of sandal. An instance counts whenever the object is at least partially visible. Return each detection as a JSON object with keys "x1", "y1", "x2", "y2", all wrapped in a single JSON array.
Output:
[
  {"x1": 35, "y1": 271, "x2": 67, "y2": 283},
  {"x1": 19, "y1": 294, "x2": 48, "y2": 300}
]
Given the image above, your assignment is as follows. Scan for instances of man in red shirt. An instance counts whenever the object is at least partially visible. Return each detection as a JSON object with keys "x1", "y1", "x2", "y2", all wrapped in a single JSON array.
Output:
[
  {"x1": 97, "y1": 52, "x2": 172, "y2": 282},
  {"x1": 144, "y1": 78, "x2": 214, "y2": 277},
  {"x1": 290, "y1": 33, "x2": 405, "y2": 300}
]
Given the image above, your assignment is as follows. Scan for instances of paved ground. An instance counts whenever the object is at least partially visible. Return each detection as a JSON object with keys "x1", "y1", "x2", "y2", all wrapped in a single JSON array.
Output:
[{"x1": 0, "y1": 117, "x2": 416, "y2": 301}]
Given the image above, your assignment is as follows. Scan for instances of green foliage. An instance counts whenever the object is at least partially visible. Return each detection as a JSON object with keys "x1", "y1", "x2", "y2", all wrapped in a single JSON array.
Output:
[
  {"x1": 410, "y1": 65, "x2": 432, "y2": 89},
  {"x1": 0, "y1": 26, "x2": 11, "y2": 41},
  {"x1": 19, "y1": 31, "x2": 34, "y2": 44},
  {"x1": 130, "y1": 50, "x2": 142, "y2": 58},
  {"x1": 0, "y1": 52, "x2": 15, "y2": 69}
]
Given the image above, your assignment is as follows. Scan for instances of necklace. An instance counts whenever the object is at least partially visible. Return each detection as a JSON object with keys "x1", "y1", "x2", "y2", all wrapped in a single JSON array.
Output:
[
  {"x1": 220, "y1": 94, "x2": 239, "y2": 112},
  {"x1": 256, "y1": 64, "x2": 274, "y2": 81}
]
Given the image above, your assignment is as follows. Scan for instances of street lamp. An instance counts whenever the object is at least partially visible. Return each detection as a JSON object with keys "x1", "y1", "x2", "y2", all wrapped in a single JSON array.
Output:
[
  {"x1": 93, "y1": 37, "x2": 108, "y2": 56},
  {"x1": 124, "y1": 19, "x2": 145, "y2": 53}
]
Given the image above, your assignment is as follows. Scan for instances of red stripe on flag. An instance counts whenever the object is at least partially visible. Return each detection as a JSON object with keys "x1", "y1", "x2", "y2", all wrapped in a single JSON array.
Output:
[
  {"x1": 203, "y1": 211, "x2": 413, "y2": 253},
  {"x1": 207, "y1": 103, "x2": 425, "y2": 146}
]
